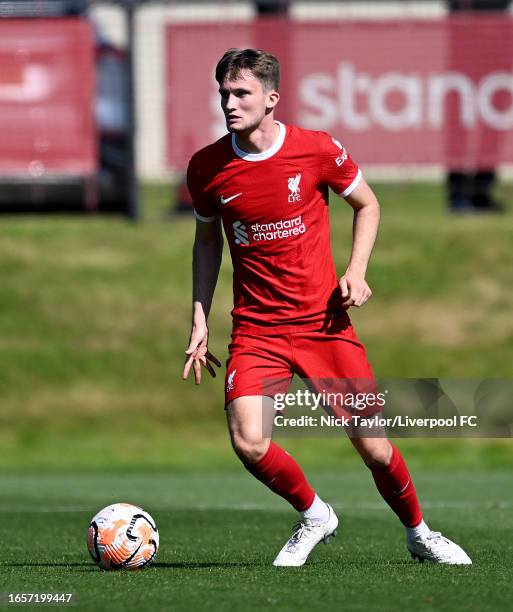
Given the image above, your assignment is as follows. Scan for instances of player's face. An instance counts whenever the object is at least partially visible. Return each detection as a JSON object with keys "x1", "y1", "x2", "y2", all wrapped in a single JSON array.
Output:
[{"x1": 219, "y1": 70, "x2": 278, "y2": 134}]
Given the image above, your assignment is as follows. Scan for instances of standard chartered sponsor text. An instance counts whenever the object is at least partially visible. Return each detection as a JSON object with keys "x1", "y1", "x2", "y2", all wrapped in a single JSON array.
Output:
[{"x1": 251, "y1": 215, "x2": 306, "y2": 241}]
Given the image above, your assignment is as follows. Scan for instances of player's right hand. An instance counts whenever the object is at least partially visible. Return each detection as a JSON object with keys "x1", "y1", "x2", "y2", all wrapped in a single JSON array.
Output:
[{"x1": 182, "y1": 323, "x2": 222, "y2": 385}]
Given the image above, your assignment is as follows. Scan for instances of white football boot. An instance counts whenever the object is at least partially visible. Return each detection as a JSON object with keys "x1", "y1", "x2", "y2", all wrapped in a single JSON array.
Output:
[
  {"x1": 407, "y1": 531, "x2": 472, "y2": 565},
  {"x1": 273, "y1": 504, "x2": 338, "y2": 567}
]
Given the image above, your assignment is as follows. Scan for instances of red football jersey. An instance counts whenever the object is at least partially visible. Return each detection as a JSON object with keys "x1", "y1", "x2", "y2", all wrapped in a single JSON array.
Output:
[{"x1": 187, "y1": 121, "x2": 362, "y2": 334}]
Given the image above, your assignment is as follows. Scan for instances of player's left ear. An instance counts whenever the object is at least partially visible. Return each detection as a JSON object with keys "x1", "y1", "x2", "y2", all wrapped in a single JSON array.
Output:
[{"x1": 266, "y1": 90, "x2": 280, "y2": 110}]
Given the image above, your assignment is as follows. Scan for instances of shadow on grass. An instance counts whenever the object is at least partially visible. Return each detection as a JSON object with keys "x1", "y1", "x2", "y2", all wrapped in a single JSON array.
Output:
[
  {"x1": 5, "y1": 560, "x2": 418, "y2": 571},
  {"x1": 154, "y1": 560, "x2": 414, "y2": 569},
  {"x1": 152, "y1": 561, "x2": 265, "y2": 569},
  {"x1": 6, "y1": 562, "x2": 93, "y2": 568},
  {"x1": 5, "y1": 561, "x2": 266, "y2": 570}
]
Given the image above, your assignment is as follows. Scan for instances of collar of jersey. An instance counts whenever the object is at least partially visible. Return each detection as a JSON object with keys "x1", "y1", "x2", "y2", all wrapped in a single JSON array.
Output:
[{"x1": 231, "y1": 121, "x2": 286, "y2": 162}]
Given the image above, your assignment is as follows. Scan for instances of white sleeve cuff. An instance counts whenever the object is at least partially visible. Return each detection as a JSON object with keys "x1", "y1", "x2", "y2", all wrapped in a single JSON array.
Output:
[
  {"x1": 194, "y1": 210, "x2": 218, "y2": 222},
  {"x1": 339, "y1": 169, "x2": 362, "y2": 198}
]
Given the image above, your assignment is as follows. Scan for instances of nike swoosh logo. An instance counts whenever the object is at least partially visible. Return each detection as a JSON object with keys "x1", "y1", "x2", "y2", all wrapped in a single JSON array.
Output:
[{"x1": 220, "y1": 193, "x2": 242, "y2": 206}]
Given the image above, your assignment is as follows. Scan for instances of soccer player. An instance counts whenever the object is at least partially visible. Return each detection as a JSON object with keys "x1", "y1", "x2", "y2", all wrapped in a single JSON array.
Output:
[{"x1": 183, "y1": 48, "x2": 471, "y2": 567}]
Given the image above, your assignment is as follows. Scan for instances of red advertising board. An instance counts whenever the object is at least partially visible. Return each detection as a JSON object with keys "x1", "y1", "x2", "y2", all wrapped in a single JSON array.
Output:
[
  {"x1": 0, "y1": 19, "x2": 96, "y2": 176},
  {"x1": 165, "y1": 17, "x2": 513, "y2": 170}
]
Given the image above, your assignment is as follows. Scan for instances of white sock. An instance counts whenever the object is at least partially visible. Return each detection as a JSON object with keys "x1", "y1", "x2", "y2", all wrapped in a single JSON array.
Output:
[
  {"x1": 406, "y1": 519, "x2": 430, "y2": 541},
  {"x1": 302, "y1": 494, "x2": 330, "y2": 524}
]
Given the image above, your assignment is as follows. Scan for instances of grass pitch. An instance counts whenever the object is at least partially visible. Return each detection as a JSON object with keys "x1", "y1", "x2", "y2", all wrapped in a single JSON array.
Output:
[{"x1": 1, "y1": 468, "x2": 512, "y2": 611}]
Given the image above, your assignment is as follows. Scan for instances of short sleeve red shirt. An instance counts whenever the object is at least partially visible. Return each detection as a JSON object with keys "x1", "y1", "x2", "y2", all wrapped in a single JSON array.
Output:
[{"x1": 187, "y1": 122, "x2": 362, "y2": 334}]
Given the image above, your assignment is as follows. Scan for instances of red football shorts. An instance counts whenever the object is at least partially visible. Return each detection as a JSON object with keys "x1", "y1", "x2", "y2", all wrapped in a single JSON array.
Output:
[{"x1": 224, "y1": 321, "x2": 379, "y2": 419}]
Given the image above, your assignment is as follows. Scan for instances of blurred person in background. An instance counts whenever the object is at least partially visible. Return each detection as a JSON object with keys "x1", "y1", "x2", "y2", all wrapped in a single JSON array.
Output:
[
  {"x1": 446, "y1": 0, "x2": 511, "y2": 213},
  {"x1": 254, "y1": 0, "x2": 289, "y2": 14}
]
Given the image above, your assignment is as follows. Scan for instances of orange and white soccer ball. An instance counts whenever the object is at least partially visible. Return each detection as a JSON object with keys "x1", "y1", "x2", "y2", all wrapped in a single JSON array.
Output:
[{"x1": 87, "y1": 503, "x2": 159, "y2": 570}]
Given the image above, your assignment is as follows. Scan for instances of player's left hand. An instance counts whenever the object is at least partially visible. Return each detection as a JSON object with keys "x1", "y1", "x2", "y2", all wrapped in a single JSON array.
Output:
[{"x1": 339, "y1": 272, "x2": 372, "y2": 308}]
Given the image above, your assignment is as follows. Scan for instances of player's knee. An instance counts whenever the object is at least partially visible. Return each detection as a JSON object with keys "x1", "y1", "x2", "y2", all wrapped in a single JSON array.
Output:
[
  {"x1": 364, "y1": 452, "x2": 390, "y2": 469},
  {"x1": 356, "y1": 440, "x2": 393, "y2": 469},
  {"x1": 230, "y1": 433, "x2": 269, "y2": 464}
]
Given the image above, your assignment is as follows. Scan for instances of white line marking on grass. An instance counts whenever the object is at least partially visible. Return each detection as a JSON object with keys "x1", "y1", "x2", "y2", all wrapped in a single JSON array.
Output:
[
  {"x1": 0, "y1": 501, "x2": 512, "y2": 513},
  {"x1": 179, "y1": 501, "x2": 513, "y2": 511},
  {"x1": 0, "y1": 505, "x2": 95, "y2": 513}
]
